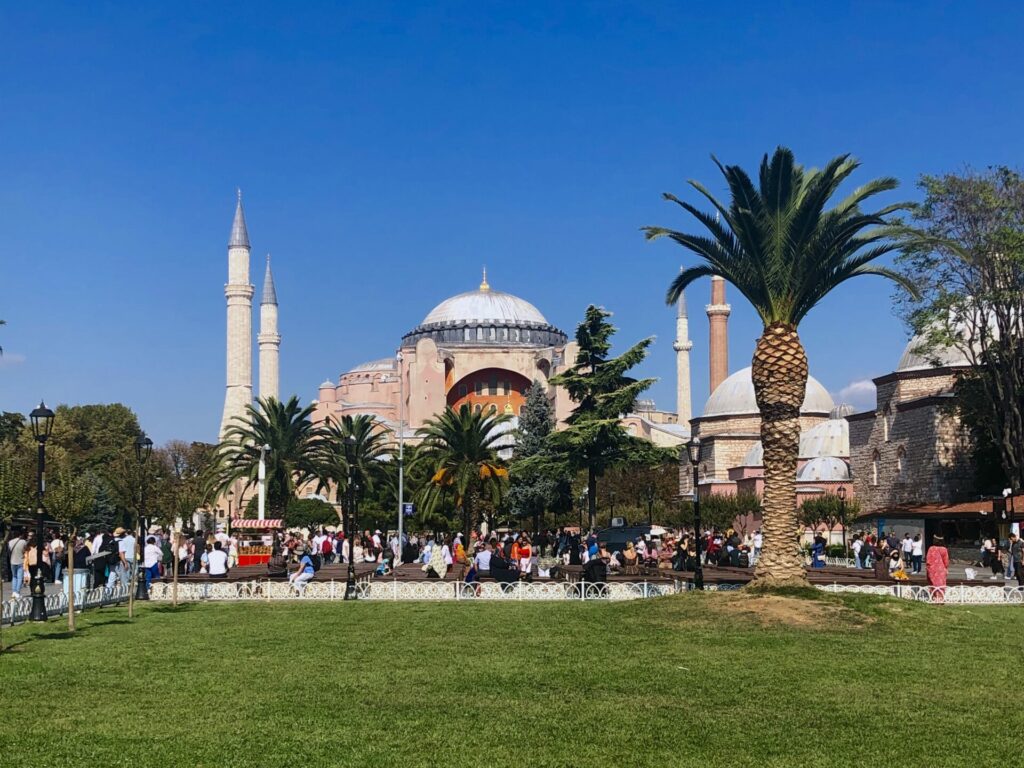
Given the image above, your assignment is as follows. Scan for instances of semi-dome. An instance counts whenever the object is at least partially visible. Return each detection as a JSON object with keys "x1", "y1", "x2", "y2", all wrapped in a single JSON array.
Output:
[
  {"x1": 702, "y1": 367, "x2": 834, "y2": 418},
  {"x1": 346, "y1": 357, "x2": 397, "y2": 374},
  {"x1": 741, "y1": 441, "x2": 763, "y2": 467},
  {"x1": 796, "y1": 456, "x2": 851, "y2": 482}
]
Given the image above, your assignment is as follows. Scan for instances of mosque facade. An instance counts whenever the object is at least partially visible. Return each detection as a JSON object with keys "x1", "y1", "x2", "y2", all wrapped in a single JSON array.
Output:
[{"x1": 217, "y1": 195, "x2": 983, "y2": 526}]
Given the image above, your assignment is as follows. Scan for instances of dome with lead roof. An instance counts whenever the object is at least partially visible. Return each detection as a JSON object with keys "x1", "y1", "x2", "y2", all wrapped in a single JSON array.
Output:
[{"x1": 702, "y1": 367, "x2": 834, "y2": 418}]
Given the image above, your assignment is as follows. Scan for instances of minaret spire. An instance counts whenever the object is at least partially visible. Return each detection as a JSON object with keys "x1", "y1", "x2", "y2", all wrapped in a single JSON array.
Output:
[
  {"x1": 673, "y1": 270, "x2": 693, "y2": 425},
  {"x1": 707, "y1": 275, "x2": 731, "y2": 393},
  {"x1": 259, "y1": 252, "x2": 281, "y2": 402},
  {"x1": 220, "y1": 190, "x2": 254, "y2": 438}
]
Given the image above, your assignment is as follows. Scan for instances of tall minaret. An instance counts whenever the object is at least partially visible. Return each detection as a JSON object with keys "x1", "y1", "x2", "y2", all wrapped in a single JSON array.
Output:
[
  {"x1": 707, "y1": 275, "x2": 731, "y2": 393},
  {"x1": 673, "y1": 281, "x2": 693, "y2": 424},
  {"x1": 220, "y1": 190, "x2": 254, "y2": 437},
  {"x1": 259, "y1": 253, "x2": 281, "y2": 402}
]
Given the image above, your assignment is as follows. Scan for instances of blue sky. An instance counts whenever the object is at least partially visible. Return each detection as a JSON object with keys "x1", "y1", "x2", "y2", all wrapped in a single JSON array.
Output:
[{"x1": 2, "y1": 2, "x2": 1023, "y2": 443}]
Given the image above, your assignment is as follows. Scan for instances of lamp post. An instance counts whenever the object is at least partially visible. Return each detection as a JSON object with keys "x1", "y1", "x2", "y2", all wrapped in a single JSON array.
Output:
[
  {"x1": 685, "y1": 437, "x2": 703, "y2": 590},
  {"x1": 257, "y1": 444, "x2": 270, "y2": 521},
  {"x1": 130, "y1": 433, "x2": 153, "y2": 610},
  {"x1": 610, "y1": 490, "x2": 616, "y2": 526},
  {"x1": 343, "y1": 435, "x2": 357, "y2": 600},
  {"x1": 644, "y1": 483, "x2": 656, "y2": 526},
  {"x1": 396, "y1": 351, "x2": 405, "y2": 563},
  {"x1": 837, "y1": 486, "x2": 848, "y2": 559},
  {"x1": 28, "y1": 402, "x2": 55, "y2": 622},
  {"x1": 578, "y1": 488, "x2": 587, "y2": 533}
]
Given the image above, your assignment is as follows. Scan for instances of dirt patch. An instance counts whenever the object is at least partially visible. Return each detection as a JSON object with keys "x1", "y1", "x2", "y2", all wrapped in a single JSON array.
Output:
[{"x1": 706, "y1": 592, "x2": 871, "y2": 629}]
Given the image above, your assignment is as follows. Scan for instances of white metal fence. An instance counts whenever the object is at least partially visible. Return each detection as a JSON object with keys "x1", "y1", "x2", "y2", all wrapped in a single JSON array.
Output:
[
  {"x1": 1, "y1": 584, "x2": 131, "y2": 626},
  {"x1": 145, "y1": 579, "x2": 1024, "y2": 604}
]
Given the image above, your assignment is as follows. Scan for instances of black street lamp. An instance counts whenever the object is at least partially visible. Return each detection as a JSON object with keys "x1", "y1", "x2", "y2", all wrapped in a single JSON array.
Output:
[
  {"x1": 28, "y1": 402, "x2": 55, "y2": 621},
  {"x1": 343, "y1": 436, "x2": 357, "y2": 600},
  {"x1": 837, "y1": 486, "x2": 848, "y2": 559},
  {"x1": 132, "y1": 433, "x2": 153, "y2": 604},
  {"x1": 685, "y1": 436, "x2": 703, "y2": 591}
]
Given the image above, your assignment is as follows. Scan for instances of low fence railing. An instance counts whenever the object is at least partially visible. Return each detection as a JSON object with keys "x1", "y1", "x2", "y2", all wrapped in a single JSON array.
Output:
[{"x1": 1, "y1": 584, "x2": 131, "y2": 627}]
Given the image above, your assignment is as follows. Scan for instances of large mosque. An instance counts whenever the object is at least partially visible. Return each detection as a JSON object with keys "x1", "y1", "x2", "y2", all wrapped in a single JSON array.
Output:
[{"x1": 217, "y1": 194, "x2": 987, "y2": 535}]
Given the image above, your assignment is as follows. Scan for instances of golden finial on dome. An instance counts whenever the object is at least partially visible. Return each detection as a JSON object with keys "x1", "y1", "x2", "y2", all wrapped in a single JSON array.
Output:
[{"x1": 479, "y1": 266, "x2": 490, "y2": 292}]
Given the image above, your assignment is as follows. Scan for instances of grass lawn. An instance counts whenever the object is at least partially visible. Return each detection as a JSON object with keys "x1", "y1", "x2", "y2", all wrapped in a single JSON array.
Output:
[{"x1": 1, "y1": 591, "x2": 1019, "y2": 767}]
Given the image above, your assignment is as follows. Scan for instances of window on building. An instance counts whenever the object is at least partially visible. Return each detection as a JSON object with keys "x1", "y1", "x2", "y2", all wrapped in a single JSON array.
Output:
[
  {"x1": 896, "y1": 446, "x2": 906, "y2": 477},
  {"x1": 871, "y1": 450, "x2": 880, "y2": 486},
  {"x1": 883, "y1": 405, "x2": 891, "y2": 441},
  {"x1": 489, "y1": 404, "x2": 497, "y2": 415},
  {"x1": 464, "y1": 328, "x2": 471, "y2": 342},
  {"x1": 458, "y1": 383, "x2": 468, "y2": 397},
  {"x1": 474, "y1": 404, "x2": 482, "y2": 415},
  {"x1": 502, "y1": 380, "x2": 510, "y2": 395},
  {"x1": 475, "y1": 381, "x2": 483, "y2": 396},
  {"x1": 501, "y1": 328, "x2": 508, "y2": 340},
  {"x1": 513, "y1": 329, "x2": 520, "y2": 342},
  {"x1": 489, "y1": 374, "x2": 498, "y2": 395}
]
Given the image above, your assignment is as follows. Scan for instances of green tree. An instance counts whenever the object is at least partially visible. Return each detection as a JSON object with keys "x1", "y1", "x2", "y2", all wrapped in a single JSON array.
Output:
[
  {"x1": 645, "y1": 147, "x2": 918, "y2": 583},
  {"x1": 317, "y1": 414, "x2": 393, "y2": 534},
  {"x1": 46, "y1": 468, "x2": 95, "y2": 632},
  {"x1": 507, "y1": 381, "x2": 571, "y2": 533},
  {"x1": 282, "y1": 497, "x2": 338, "y2": 530},
  {"x1": 547, "y1": 305, "x2": 658, "y2": 530},
  {"x1": 153, "y1": 440, "x2": 216, "y2": 527},
  {"x1": 415, "y1": 405, "x2": 510, "y2": 545},
  {"x1": 213, "y1": 396, "x2": 327, "y2": 516},
  {"x1": 895, "y1": 167, "x2": 1024, "y2": 492},
  {"x1": 0, "y1": 455, "x2": 32, "y2": 652}
]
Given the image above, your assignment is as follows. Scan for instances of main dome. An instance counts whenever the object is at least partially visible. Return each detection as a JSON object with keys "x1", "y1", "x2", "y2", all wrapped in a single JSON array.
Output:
[
  {"x1": 702, "y1": 366, "x2": 834, "y2": 418},
  {"x1": 422, "y1": 288, "x2": 548, "y2": 326}
]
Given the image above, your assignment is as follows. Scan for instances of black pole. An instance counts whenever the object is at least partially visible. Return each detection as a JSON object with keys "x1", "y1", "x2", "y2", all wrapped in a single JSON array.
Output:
[
  {"x1": 692, "y1": 463, "x2": 703, "y2": 591},
  {"x1": 29, "y1": 440, "x2": 47, "y2": 621},
  {"x1": 345, "y1": 476, "x2": 356, "y2": 600},
  {"x1": 134, "y1": 474, "x2": 149, "y2": 601}
]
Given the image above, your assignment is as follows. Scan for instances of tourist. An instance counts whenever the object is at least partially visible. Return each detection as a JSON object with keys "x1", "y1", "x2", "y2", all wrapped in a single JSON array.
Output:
[
  {"x1": 926, "y1": 535, "x2": 950, "y2": 601},
  {"x1": 517, "y1": 535, "x2": 532, "y2": 576},
  {"x1": 7, "y1": 529, "x2": 27, "y2": 599},
  {"x1": 988, "y1": 539, "x2": 1004, "y2": 580},
  {"x1": 851, "y1": 535, "x2": 864, "y2": 569},
  {"x1": 810, "y1": 534, "x2": 826, "y2": 569},
  {"x1": 143, "y1": 536, "x2": 163, "y2": 588},
  {"x1": 901, "y1": 533, "x2": 914, "y2": 569},
  {"x1": 49, "y1": 533, "x2": 65, "y2": 584},
  {"x1": 191, "y1": 529, "x2": 206, "y2": 574},
  {"x1": 23, "y1": 532, "x2": 51, "y2": 588},
  {"x1": 288, "y1": 545, "x2": 315, "y2": 594},
  {"x1": 910, "y1": 535, "x2": 924, "y2": 574},
  {"x1": 207, "y1": 541, "x2": 229, "y2": 579},
  {"x1": 752, "y1": 529, "x2": 763, "y2": 564},
  {"x1": 888, "y1": 549, "x2": 903, "y2": 575},
  {"x1": 473, "y1": 541, "x2": 492, "y2": 574},
  {"x1": 65, "y1": 536, "x2": 90, "y2": 595},
  {"x1": 1007, "y1": 533, "x2": 1024, "y2": 587}
]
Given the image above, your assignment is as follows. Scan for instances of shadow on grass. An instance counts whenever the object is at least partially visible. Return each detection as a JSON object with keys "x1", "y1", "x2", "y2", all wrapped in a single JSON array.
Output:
[
  {"x1": 149, "y1": 603, "x2": 198, "y2": 614},
  {"x1": 0, "y1": 618, "x2": 133, "y2": 654}
]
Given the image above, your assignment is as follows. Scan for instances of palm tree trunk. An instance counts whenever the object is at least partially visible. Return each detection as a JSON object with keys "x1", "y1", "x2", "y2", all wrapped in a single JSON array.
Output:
[{"x1": 751, "y1": 323, "x2": 809, "y2": 584}]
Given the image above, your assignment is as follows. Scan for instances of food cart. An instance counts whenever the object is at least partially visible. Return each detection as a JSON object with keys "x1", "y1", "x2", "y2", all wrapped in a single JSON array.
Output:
[{"x1": 230, "y1": 517, "x2": 283, "y2": 566}]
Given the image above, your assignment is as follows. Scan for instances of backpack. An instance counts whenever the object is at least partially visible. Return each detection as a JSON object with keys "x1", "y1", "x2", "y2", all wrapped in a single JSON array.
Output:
[
  {"x1": 105, "y1": 540, "x2": 120, "y2": 566},
  {"x1": 308, "y1": 553, "x2": 322, "y2": 572},
  {"x1": 321, "y1": 538, "x2": 332, "y2": 555}
]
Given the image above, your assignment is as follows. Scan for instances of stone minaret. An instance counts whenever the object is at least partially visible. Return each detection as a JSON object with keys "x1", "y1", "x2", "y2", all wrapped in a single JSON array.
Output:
[
  {"x1": 220, "y1": 190, "x2": 254, "y2": 438},
  {"x1": 258, "y1": 253, "x2": 281, "y2": 402},
  {"x1": 673, "y1": 281, "x2": 693, "y2": 424},
  {"x1": 707, "y1": 275, "x2": 731, "y2": 393}
]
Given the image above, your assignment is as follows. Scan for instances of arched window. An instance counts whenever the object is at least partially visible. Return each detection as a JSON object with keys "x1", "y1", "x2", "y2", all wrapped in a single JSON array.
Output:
[
  {"x1": 458, "y1": 383, "x2": 468, "y2": 398},
  {"x1": 489, "y1": 404, "x2": 497, "y2": 415},
  {"x1": 871, "y1": 450, "x2": 880, "y2": 486},
  {"x1": 882, "y1": 404, "x2": 892, "y2": 442},
  {"x1": 474, "y1": 404, "x2": 482, "y2": 415},
  {"x1": 464, "y1": 328, "x2": 471, "y2": 342},
  {"x1": 896, "y1": 446, "x2": 906, "y2": 477}
]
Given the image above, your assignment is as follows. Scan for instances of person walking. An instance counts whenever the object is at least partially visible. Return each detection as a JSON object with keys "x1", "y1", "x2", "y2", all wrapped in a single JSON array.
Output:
[
  {"x1": 910, "y1": 534, "x2": 924, "y2": 575},
  {"x1": 988, "y1": 539, "x2": 1004, "y2": 581},
  {"x1": 7, "y1": 530, "x2": 27, "y2": 599},
  {"x1": 1008, "y1": 532, "x2": 1024, "y2": 588},
  {"x1": 926, "y1": 535, "x2": 950, "y2": 602}
]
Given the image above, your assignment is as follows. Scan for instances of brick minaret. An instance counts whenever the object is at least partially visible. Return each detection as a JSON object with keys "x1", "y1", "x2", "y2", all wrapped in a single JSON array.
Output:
[
  {"x1": 707, "y1": 275, "x2": 730, "y2": 393},
  {"x1": 220, "y1": 190, "x2": 254, "y2": 437},
  {"x1": 259, "y1": 253, "x2": 280, "y2": 402}
]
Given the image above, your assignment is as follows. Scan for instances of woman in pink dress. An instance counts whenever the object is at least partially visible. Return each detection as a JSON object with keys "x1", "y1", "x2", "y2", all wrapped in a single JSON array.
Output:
[{"x1": 925, "y1": 535, "x2": 950, "y2": 602}]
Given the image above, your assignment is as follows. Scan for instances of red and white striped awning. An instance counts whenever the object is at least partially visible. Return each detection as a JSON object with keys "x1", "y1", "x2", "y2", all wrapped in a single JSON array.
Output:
[{"x1": 230, "y1": 518, "x2": 284, "y2": 529}]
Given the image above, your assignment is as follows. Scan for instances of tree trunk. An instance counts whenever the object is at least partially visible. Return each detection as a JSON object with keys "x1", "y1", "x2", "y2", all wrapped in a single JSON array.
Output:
[
  {"x1": 66, "y1": 527, "x2": 77, "y2": 632},
  {"x1": 172, "y1": 530, "x2": 180, "y2": 608},
  {"x1": 751, "y1": 323, "x2": 809, "y2": 584}
]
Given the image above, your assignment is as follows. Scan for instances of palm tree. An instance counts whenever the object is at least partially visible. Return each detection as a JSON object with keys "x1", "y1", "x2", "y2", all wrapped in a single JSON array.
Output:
[
  {"x1": 213, "y1": 396, "x2": 327, "y2": 517},
  {"x1": 414, "y1": 405, "x2": 510, "y2": 544},
  {"x1": 644, "y1": 147, "x2": 919, "y2": 583},
  {"x1": 318, "y1": 414, "x2": 393, "y2": 527}
]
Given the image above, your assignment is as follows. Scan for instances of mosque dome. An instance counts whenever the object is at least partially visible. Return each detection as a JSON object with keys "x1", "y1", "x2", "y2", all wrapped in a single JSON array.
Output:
[
  {"x1": 796, "y1": 456, "x2": 851, "y2": 482},
  {"x1": 347, "y1": 358, "x2": 397, "y2": 374},
  {"x1": 702, "y1": 367, "x2": 834, "y2": 418},
  {"x1": 799, "y1": 418, "x2": 850, "y2": 459},
  {"x1": 403, "y1": 271, "x2": 566, "y2": 348},
  {"x1": 896, "y1": 334, "x2": 972, "y2": 372},
  {"x1": 830, "y1": 403, "x2": 855, "y2": 419}
]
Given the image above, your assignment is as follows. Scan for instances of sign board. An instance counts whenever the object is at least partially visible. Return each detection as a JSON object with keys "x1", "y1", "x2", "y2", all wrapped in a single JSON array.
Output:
[{"x1": 403, "y1": 503, "x2": 415, "y2": 517}]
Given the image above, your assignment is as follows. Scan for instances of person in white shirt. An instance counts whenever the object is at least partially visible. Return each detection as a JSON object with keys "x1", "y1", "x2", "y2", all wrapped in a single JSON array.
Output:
[
  {"x1": 852, "y1": 536, "x2": 864, "y2": 569},
  {"x1": 474, "y1": 542, "x2": 493, "y2": 573},
  {"x1": 901, "y1": 534, "x2": 914, "y2": 568},
  {"x1": 49, "y1": 535, "x2": 66, "y2": 583},
  {"x1": 752, "y1": 530, "x2": 763, "y2": 564},
  {"x1": 143, "y1": 536, "x2": 163, "y2": 589},
  {"x1": 206, "y1": 541, "x2": 229, "y2": 578},
  {"x1": 910, "y1": 534, "x2": 924, "y2": 574}
]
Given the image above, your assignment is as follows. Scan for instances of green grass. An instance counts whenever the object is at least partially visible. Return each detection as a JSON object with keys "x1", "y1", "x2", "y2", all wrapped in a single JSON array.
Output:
[{"x1": 1, "y1": 593, "x2": 1020, "y2": 767}]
